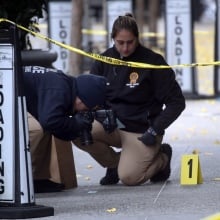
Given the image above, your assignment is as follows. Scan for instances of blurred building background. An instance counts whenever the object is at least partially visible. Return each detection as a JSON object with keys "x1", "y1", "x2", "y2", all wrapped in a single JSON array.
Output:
[{"x1": 30, "y1": 0, "x2": 217, "y2": 96}]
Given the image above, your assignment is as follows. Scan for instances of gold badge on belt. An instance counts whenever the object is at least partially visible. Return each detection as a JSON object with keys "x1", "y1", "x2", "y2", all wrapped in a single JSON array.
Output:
[{"x1": 126, "y1": 72, "x2": 139, "y2": 88}]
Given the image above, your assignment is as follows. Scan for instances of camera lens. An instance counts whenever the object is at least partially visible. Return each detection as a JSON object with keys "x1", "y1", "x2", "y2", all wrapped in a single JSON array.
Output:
[{"x1": 80, "y1": 129, "x2": 93, "y2": 146}]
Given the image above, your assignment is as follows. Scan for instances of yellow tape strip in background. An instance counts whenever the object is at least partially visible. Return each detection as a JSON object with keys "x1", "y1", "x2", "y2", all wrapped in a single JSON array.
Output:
[
  {"x1": 1, "y1": 18, "x2": 220, "y2": 69},
  {"x1": 82, "y1": 28, "x2": 211, "y2": 37}
]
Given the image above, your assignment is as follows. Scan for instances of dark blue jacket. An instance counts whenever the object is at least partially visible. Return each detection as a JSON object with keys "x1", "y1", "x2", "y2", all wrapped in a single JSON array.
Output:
[
  {"x1": 90, "y1": 44, "x2": 186, "y2": 134},
  {"x1": 23, "y1": 66, "x2": 80, "y2": 141}
]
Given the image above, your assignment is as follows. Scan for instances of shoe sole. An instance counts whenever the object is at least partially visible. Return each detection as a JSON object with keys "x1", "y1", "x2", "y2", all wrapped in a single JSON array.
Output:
[{"x1": 150, "y1": 143, "x2": 172, "y2": 182}]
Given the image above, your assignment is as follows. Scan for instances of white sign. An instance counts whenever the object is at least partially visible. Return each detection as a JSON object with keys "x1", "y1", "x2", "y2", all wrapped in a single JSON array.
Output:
[
  {"x1": 48, "y1": 1, "x2": 71, "y2": 74},
  {"x1": 106, "y1": 0, "x2": 132, "y2": 47},
  {"x1": 165, "y1": 0, "x2": 196, "y2": 94},
  {"x1": 0, "y1": 44, "x2": 15, "y2": 202}
]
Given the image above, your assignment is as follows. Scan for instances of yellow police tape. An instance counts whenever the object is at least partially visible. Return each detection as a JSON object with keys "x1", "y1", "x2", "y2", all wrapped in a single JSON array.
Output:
[
  {"x1": 1, "y1": 18, "x2": 220, "y2": 69},
  {"x1": 82, "y1": 28, "x2": 210, "y2": 38}
]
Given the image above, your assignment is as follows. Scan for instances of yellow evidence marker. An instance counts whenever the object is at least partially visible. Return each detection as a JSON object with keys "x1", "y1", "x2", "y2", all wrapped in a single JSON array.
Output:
[
  {"x1": 202, "y1": 212, "x2": 220, "y2": 220},
  {"x1": 180, "y1": 154, "x2": 203, "y2": 185}
]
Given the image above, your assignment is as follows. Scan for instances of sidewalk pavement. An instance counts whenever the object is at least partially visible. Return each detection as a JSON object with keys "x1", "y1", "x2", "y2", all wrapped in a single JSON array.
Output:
[{"x1": 31, "y1": 98, "x2": 220, "y2": 220}]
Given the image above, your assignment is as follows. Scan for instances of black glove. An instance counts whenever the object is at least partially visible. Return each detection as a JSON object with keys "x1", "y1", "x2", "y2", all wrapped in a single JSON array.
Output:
[
  {"x1": 138, "y1": 127, "x2": 157, "y2": 146},
  {"x1": 75, "y1": 113, "x2": 93, "y2": 132}
]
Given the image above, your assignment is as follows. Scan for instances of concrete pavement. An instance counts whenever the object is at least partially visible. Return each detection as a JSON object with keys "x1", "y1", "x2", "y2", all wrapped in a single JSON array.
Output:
[{"x1": 31, "y1": 98, "x2": 220, "y2": 220}]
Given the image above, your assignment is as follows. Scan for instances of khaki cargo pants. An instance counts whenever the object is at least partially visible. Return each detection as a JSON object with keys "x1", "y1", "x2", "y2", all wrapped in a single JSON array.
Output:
[
  {"x1": 73, "y1": 120, "x2": 168, "y2": 186},
  {"x1": 28, "y1": 113, "x2": 77, "y2": 189}
]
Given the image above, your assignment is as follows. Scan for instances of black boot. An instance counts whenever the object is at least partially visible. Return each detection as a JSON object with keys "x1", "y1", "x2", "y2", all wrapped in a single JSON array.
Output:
[
  {"x1": 150, "y1": 143, "x2": 172, "y2": 183},
  {"x1": 34, "y1": 179, "x2": 65, "y2": 193},
  {"x1": 100, "y1": 168, "x2": 119, "y2": 185}
]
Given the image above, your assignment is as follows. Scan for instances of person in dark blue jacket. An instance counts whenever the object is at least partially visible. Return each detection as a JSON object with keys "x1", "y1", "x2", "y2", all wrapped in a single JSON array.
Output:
[{"x1": 23, "y1": 65, "x2": 107, "y2": 192}]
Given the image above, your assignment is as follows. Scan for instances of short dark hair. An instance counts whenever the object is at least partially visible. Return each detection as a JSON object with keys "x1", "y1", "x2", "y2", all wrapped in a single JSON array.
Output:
[{"x1": 111, "y1": 13, "x2": 139, "y2": 39}]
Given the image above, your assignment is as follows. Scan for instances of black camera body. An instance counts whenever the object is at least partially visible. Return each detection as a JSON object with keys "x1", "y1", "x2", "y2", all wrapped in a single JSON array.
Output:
[{"x1": 79, "y1": 109, "x2": 117, "y2": 146}]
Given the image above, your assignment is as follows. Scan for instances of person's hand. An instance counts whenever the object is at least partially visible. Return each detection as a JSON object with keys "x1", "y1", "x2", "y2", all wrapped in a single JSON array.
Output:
[{"x1": 138, "y1": 127, "x2": 157, "y2": 146}]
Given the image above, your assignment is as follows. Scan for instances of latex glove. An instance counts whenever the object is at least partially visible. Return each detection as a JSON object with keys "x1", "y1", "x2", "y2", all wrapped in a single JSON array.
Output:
[{"x1": 138, "y1": 127, "x2": 157, "y2": 146}]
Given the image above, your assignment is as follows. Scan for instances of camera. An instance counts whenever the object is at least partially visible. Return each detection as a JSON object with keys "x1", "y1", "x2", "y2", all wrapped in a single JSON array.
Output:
[
  {"x1": 79, "y1": 109, "x2": 117, "y2": 146},
  {"x1": 78, "y1": 111, "x2": 94, "y2": 146}
]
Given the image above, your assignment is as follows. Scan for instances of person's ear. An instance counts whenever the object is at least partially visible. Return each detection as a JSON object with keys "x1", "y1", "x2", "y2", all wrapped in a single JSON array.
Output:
[{"x1": 74, "y1": 97, "x2": 88, "y2": 111}]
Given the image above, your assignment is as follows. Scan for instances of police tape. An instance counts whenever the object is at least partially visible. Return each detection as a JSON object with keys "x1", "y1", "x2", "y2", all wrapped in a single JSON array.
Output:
[
  {"x1": 82, "y1": 28, "x2": 210, "y2": 38},
  {"x1": 82, "y1": 28, "x2": 165, "y2": 38},
  {"x1": 1, "y1": 18, "x2": 220, "y2": 69}
]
